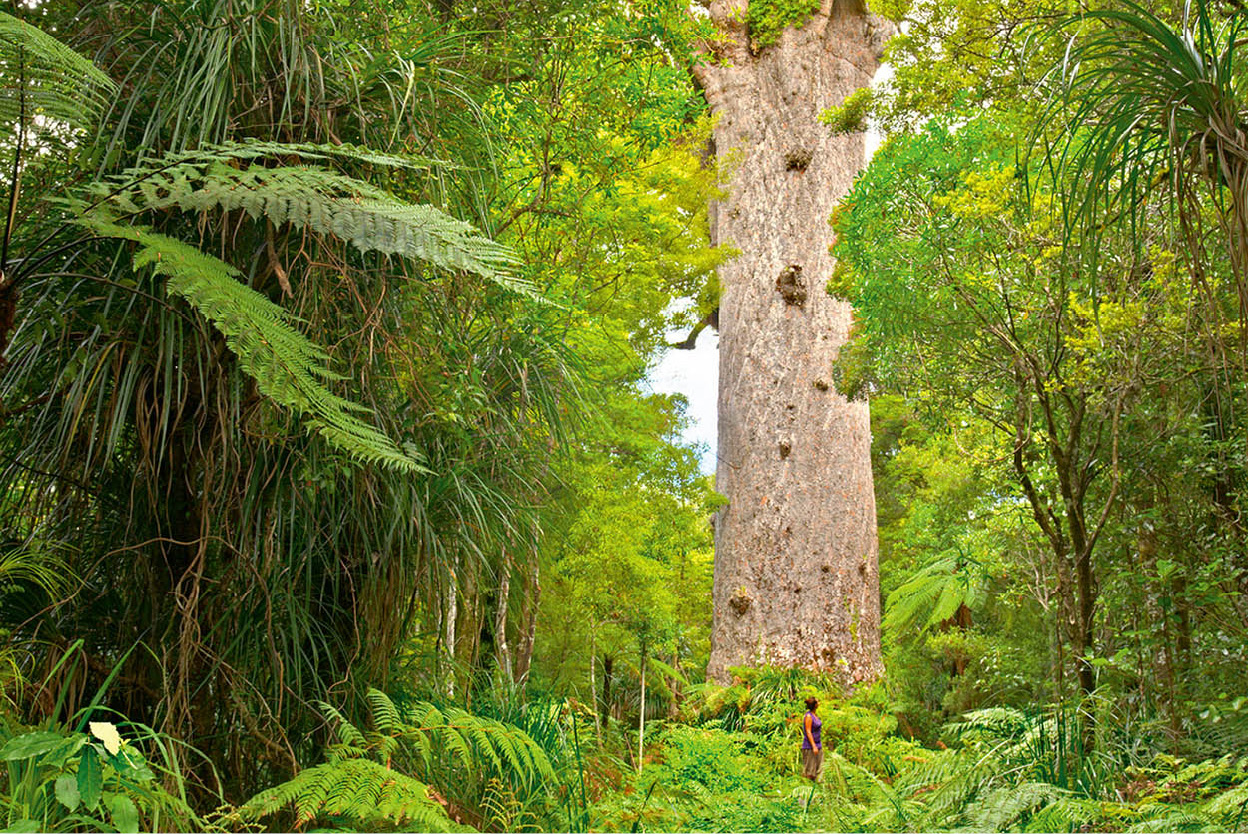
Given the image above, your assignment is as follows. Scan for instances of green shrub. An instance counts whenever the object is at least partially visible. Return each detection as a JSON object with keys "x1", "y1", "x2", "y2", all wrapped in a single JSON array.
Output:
[{"x1": 745, "y1": 0, "x2": 821, "y2": 48}]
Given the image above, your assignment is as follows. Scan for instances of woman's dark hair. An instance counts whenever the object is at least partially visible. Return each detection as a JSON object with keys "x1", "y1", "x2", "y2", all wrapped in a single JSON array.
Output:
[{"x1": 804, "y1": 697, "x2": 818, "y2": 711}]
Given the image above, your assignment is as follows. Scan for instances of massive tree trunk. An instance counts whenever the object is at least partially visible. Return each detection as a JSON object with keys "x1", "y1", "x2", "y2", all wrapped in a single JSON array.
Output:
[{"x1": 697, "y1": 0, "x2": 886, "y2": 685}]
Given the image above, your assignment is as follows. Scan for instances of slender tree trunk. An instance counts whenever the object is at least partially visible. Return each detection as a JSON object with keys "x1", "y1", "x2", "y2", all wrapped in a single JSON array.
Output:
[
  {"x1": 602, "y1": 655, "x2": 613, "y2": 727},
  {"x1": 445, "y1": 561, "x2": 458, "y2": 697},
  {"x1": 494, "y1": 553, "x2": 513, "y2": 681},
  {"x1": 589, "y1": 629, "x2": 600, "y2": 741},
  {"x1": 637, "y1": 647, "x2": 646, "y2": 773},
  {"x1": 696, "y1": 0, "x2": 888, "y2": 684},
  {"x1": 514, "y1": 558, "x2": 540, "y2": 683}
]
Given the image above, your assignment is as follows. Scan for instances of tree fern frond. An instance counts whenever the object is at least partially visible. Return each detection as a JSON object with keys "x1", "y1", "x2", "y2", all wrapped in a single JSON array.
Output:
[
  {"x1": 76, "y1": 214, "x2": 425, "y2": 474},
  {"x1": 947, "y1": 707, "x2": 1033, "y2": 741},
  {"x1": 1204, "y1": 780, "x2": 1248, "y2": 823},
  {"x1": 1126, "y1": 809, "x2": 1213, "y2": 832},
  {"x1": 965, "y1": 780, "x2": 1070, "y2": 832},
  {"x1": 317, "y1": 702, "x2": 366, "y2": 750},
  {"x1": 237, "y1": 758, "x2": 453, "y2": 832},
  {"x1": 885, "y1": 554, "x2": 980, "y2": 634},
  {"x1": 1024, "y1": 798, "x2": 1104, "y2": 833},
  {"x1": 94, "y1": 150, "x2": 541, "y2": 299},
  {"x1": 195, "y1": 139, "x2": 452, "y2": 171},
  {"x1": 0, "y1": 12, "x2": 114, "y2": 133}
]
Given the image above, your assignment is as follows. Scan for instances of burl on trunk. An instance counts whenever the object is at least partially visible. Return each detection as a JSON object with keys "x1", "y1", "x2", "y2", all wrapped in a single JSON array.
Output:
[{"x1": 697, "y1": 0, "x2": 887, "y2": 685}]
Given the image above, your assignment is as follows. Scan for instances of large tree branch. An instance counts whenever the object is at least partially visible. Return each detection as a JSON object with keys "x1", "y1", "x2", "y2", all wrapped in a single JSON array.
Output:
[{"x1": 669, "y1": 307, "x2": 719, "y2": 350}]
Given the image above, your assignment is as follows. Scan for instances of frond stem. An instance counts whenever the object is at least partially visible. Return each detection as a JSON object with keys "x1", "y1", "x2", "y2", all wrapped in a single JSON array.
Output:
[{"x1": 1, "y1": 45, "x2": 27, "y2": 282}]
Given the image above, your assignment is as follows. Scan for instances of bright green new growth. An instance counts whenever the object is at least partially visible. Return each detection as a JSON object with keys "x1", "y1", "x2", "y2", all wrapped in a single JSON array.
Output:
[
  {"x1": 822, "y1": 87, "x2": 874, "y2": 134},
  {"x1": 747, "y1": 0, "x2": 821, "y2": 48},
  {"x1": 0, "y1": 12, "x2": 114, "y2": 132}
]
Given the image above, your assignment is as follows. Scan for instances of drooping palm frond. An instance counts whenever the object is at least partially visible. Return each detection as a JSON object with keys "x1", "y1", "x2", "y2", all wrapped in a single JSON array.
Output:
[
  {"x1": 0, "y1": 11, "x2": 114, "y2": 133},
  {"x1": 92, "y1": 145, "x2": 537, "y2": 297},
  {"x1": 75, "y1": 213, "x2": 423, "y2": 473}
]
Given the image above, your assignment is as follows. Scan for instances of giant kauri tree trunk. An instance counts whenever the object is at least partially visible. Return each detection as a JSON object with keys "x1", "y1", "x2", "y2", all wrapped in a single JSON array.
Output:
[{"x1": 696, "y1": 0, "x2": 887, "y2": 684}]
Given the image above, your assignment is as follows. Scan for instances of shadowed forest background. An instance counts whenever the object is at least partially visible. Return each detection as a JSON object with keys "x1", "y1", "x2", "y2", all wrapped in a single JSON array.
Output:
[{"x1": 0, "y1": 0, "x2": 1246, "y2": 831}]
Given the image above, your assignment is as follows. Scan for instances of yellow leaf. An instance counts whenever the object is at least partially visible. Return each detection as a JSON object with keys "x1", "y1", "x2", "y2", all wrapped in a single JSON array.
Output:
[{"x1": 88, "y1": 721, "x2": 122, "y2": 756}]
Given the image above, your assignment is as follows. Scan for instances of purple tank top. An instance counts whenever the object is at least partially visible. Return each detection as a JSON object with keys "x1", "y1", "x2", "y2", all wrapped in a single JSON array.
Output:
[{"x1": 801, "y1": 711, "x2": 821, "y2": 749}]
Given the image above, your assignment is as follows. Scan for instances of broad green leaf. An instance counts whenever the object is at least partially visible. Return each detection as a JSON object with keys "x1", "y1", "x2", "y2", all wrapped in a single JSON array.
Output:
[
  {"x1": 78, "y1": 745, "x2": 103, "y2": 810},
  {"x1": 3, "y1": 820, "x2": 40, "y2": 833},
  {"x1": 106, "y1": 794, "x2": 139, "y2": 834},
  {"x1": 55, "y1": 774, "x2": 81, "y2": 811},
  {"x1": 0, "y1": 731, "x2": 65, "y2": 760}
]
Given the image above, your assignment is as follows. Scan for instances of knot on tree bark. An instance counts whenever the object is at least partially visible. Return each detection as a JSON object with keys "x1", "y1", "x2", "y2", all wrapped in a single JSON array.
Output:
[
  {"x1": 776, "y1": 264, "x2": 807, "y2": 307},
  {"x1": 784, "y1": 147, "x2": 813, "y2": 171},
  {"x1": 729, "y1": 587, "x2": 752, "y2": 616}
]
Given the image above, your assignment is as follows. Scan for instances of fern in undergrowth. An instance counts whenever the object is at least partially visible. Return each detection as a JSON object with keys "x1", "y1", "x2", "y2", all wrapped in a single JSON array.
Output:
[
  {"x1": 964, "y1": 780, "x2": 1070, "y2": 832},
  {"x1": 404, "y1": 698, "x2": 556, "y2": 790},
  {"x1": 237, "y1": 757, "x2": 455, "y2": 831},
  {"x1": 1126, "y1": 809, "x2": 1215, "y2": 832},
  {"x1": 1024, "y1": 796, "x2": 1106, "y2": 833},
  {"x1": 1204, "y1": 779, "x2": 1248, "y2": 826},
  {"x1": 239, "y1": 688, "x2": 560, "y2": 831},
  {"x1": 74, "y1": 213, "x2": 424, "y2": 473}
]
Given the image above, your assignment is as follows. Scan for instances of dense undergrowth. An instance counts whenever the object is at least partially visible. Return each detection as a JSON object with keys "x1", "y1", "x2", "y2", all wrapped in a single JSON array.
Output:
[
  {"x1": 2, "y1": 664, "x2": 1248, "y2": 832},
  {"x1": 587, "y1": 668, "x2": 1248, "y2": 833}
]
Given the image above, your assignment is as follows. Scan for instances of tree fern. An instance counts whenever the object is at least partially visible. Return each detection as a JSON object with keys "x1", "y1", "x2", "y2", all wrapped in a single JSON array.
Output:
[
  {"x1": 75, "y1": 213, "x2": 423, "y2": 473},
  {"x1": 237, "y1": 757, "x2": 454, "y2": 831},
  {"x1": 405, "y1": 696, "x2": 555, "y2": 787},
  {"x1": 885, "y1": 553, "x2": 984, "y2": 633},
  {"x1": 93, "y1": 145, "x2": 538, "y2": 298},
  {"x1": 0, "y1": 11, "x2": 114, "y2": 133}
]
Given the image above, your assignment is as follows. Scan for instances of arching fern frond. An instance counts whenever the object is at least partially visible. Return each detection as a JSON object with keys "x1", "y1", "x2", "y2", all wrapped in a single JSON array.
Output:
[
  {"x1": 885, "y1": 553, "x2": 984, "y2": 634},
  {"x1": 76, "y1": 213, "x2": 424, "y2": 474},
  {"x1": 93, "y1": 148, "x2": 539, "y2": 299},
  {"x1": 1203, "y1": 780, "x2": 1248, "y2": 824},
  {"x1": 1024, "y1": 797, "x2": 1104, "y2": 833},
  {"x1": 964, "y1": 780, "x2": 1070, "y2": 832},
  {"x1": 366, "y1": 687, "x2": 404, "y2": 736},
  {"x1": 237, "y1": 758, "x2": 453, "y2": 832},
  {"x1": 189, "y1": 139, "x2": 452, "y2": 171},
  {"x1": 318, "y1": 702, "x2": 367, "y2": 752},
  {"x1": 1125, "y1": 809, "x2": 1214, "y2": 832},
  {"x1": 0, "y1": 12, "x2": 114, "y2": 133}
]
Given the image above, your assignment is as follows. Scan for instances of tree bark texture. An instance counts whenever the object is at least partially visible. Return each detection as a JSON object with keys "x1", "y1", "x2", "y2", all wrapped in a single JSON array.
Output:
[{"x1": 697, "y1": 0, "x2": 887, "y2": 684}]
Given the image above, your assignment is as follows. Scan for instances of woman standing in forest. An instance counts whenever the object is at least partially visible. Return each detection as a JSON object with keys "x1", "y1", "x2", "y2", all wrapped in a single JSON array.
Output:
[{"x1": 801, "y1": 696, "x2": 822, "y2": 781}]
